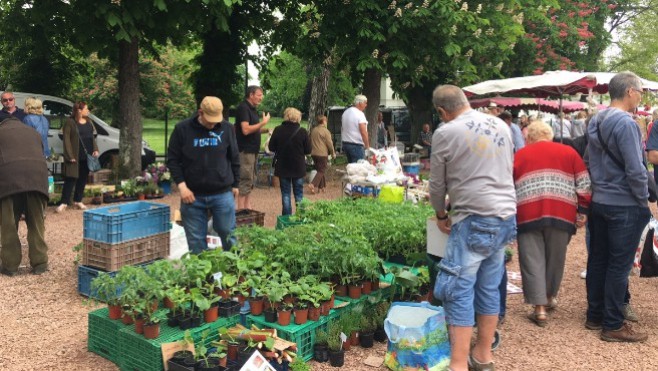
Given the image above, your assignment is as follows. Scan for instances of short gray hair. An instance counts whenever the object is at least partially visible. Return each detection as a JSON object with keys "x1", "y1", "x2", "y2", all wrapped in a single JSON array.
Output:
[
  {"x1": 609, "y1": 71, "x2": 641, "y2": 101},
  {"x1": 354, "y1": 95, "x2": 368, "y2": 105},
  {"x1": 432, "y1": 85, "x2": 469, "y2": 113}
]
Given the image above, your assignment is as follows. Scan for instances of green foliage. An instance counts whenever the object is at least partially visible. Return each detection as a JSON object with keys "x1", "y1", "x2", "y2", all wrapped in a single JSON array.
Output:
[
  {"x1": 289, "y1": 357, "x2": 311, "y2": 371},
  {"x1": 315, "y1": 329, "x2": 328, "y2": 346},
  {"x1": 90, "y1": 272, "x2": 121, "y2": 306}
]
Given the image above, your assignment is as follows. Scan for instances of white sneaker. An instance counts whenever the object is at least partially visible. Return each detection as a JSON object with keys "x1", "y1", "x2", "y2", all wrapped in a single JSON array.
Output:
[
  {"x1": 580, "y1": 270, "x2": 587, "y2": 279},
  {"x1": 74, "y1": 202, "x2": 87, "y2": 210},
  {"x1": 55, "y1": 204, "x2": 67, "y2": 213}
]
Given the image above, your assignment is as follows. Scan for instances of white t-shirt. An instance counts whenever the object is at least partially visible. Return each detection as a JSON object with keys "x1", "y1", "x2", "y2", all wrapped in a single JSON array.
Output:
[{"x1": 341, "y1": 106, "x2": 368, "y2": 145}]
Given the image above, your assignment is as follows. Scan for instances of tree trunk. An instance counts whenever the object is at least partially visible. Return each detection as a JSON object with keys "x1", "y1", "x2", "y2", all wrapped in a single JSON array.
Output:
[
  {"x1": 406, "y1": 86, "x2": 434, "y2": 146},
  {"x1": 362, "y1": 68, "x2": 381, "y2": 149},
  {"x1": 117, "y1": 37, "x2": 142, "y2": 178},
  {"x1": 308, "y1": 64, "x2": 331, "y2": 129}
]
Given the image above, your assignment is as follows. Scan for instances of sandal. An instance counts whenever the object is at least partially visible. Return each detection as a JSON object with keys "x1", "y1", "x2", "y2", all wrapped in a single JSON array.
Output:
[
  {"x1": 308, "y1": 184, "x2": 316, "y2": 194},
  {"x1": 527, "y1": 311, "x2": 548, "y2": 327}
]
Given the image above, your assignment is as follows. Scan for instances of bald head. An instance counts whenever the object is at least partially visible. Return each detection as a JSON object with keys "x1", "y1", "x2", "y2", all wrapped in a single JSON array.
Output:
[{"x1": 432, "y1": 85, "x2": 470, "y2": 113}]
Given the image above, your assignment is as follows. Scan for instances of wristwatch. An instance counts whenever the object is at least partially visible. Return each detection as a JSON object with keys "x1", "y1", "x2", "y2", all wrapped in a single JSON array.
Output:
[{"x1": 436, "y1": 213, "x2": 449, "y2": 221}]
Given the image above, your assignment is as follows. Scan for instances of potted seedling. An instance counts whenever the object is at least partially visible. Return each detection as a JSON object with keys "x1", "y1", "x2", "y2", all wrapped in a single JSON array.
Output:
[
  {"x1": 89, "y1": 272, "x2": 122, "y2": 319},
  {"x1": 218, "y1": 327, "x2": 241, "y2": 362},
  {"x1": 327, "y1": 321, "x2": 345, "y2": 367},
  {"x1": 359, "y1": 315, "x2": 377, "y2": 348},
  {"x1": 313, "y1": 329, "x2": 329, "y2": 363},
  {"x1": 147, "y1": 259, "x2": 184, "y2": 309},
  {"x1": 165, "y1": 285, "x2": 188, "y2": 327},
  {"x1": 373, "y1": 301, "x2": 390, "y2": 342},
  {"x1": 91, "y1": 187, "x2": 103, "y2": 205}
]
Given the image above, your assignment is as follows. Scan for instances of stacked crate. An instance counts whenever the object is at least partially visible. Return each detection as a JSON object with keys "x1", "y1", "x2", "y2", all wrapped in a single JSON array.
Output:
[{"x1": 78, "y1": 201, "x2": 171, "y2": 300}]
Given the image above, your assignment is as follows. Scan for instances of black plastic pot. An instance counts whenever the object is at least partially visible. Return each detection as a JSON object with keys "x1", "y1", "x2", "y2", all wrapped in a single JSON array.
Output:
[
  {"x1": 218, "y1": 300, "x2": 241, "y2": 317},
  {"x1": 167, "y1": 360, "x2": 194, "y2": 371},
  {"x1": 195, "y1": 357, "x2": 221, "y2": 371},
  {"x1": 359, "y1": 331, "x2": 374, "y2": 348},
  {"x1": 237, "y1": 347, "x2": 255, "y2": 367},
  {"x1": 313, "y1": 344, "x2": 329, "y2": 362},
  {"x1": 167, "y1": 312, "x2": 180, "y2": 327},
  {"x1": 328, "y1": 349, "x2": 345, "y2": 367},
  {"x1": 263, "y1": 308, "x2": 277, "y2": 323},
  {"x1": 190, "y1": 315, "x2": 202, "y2": 328},
  {"x1": 179, "y1": 316, "x2": 193, "y2": 330},
  {"x1": 374, "y1": 326, "x2": 387, "y2": 343}
]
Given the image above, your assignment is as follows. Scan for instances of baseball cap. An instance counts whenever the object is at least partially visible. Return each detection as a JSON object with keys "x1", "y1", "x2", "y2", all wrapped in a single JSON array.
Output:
[
  {"x1": 488, "y1": 102, "x2": 498, "y2": 108},
  {"x1": 200, "y1": 96, "x2": 224, "y2": 123}
]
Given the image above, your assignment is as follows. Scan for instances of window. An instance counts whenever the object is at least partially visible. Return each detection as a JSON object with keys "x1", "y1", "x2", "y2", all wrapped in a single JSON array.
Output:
[{"x1": 43, "y1": 100, "x2": 71, "y2": 130}]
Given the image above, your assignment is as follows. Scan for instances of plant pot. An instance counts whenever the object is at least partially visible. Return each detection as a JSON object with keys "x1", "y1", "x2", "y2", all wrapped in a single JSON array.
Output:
[
  {"x1": 91, "y1": 196, "x2": 103, "y2": 205},
  {"x1": 283, "y1": 294, "x2": 295, "y2": 306},
  {"x1": 249, "y1": 297, "x2": 265, "y2": 316},
  {"x1": 236, "y1": 293, "x2": 247, "y2": 307},
  {"x1": 342, "y1": 339, "x2": 351, "y2": 351},
  {"x1": 167, "y1": 312, "x2": 182, "y2": 327},
  {"x1": 121, "y1": 313, "x2": 134, "y2": 325},
  {"x1": 329, "y1": 294, "x2": 335, "y2": 309},
  {"x1": 348, "y1": 284, "x2": 362, "y2": 299},
  {"x1": 179, "y1": 314, "x2": 201, "y2": 330},
  {"x1": 171, "y1": 350, "x2": 194, "y2": 365},
  {"x1": 134, "y1": 316, "x2": 145, "y2": 334},
  {"x1": 308, "y1": 306, "x2": 321, "y2": 321},
  {"x1": 191, "y1": 314, "x2": 202, "y2": 328},
  {"x1": 313, "y1": 344, "x2": 329, "y2": 363},
  {"x1": 361, "y1": 280, "x2": 372, "y2": 295},
  {"x1": 263, "y1": 308, "x2": 277, "y2": 323},
  {"x1": 164, "y1": 297, "x2": 175, "y2": 309},
  {"x1": 293, "y1": 307, "x2": 309, "y2": 325},
  {"x1": 143, "y1": 322, "x2": 160, "y2": 339},
  {"x1": 359, "y1": 331, "x2": 374, "y2": 348},
  {"x1": 350, "y1": 331, "x2": 359, "y2": 346},
  {"x1": 335, "y1": 284, "x2": 347, "y2": 297},
  {"x1": 264, "y1": 298, "x2": 272, "y2": 311},
  {"x1": 374, "y1": 326, "x2": 388, "y2": 343},
  {"x1": 137, "y1": 194, "x2": 146, "y2": 200},
  {"x1": 108, "y1": 304, "x2": 122, "y2": 320},
  {"x1": 196, "y1": 357, "x2": 221, "y2": 371},
  {"x1": 320, "y1": 300, "x2": 331, "y2": 316},
  {"x1": 227, "y1": 342, "x2": 239, "y2": 361},
  {"x1": 151, "y1": 299, "x2": 159, "y2": 313},
  {"x1": 204, "y1": 305, "x2": 219, "y2": 323},
  {"x1": 371, "y1": 278, "x2": 380, "y2": 292},
  {"x1": 218, "y1": 300, "x2": 240, "y2": 317},
  {"x1": 277, "y1": 308, "x2": 292, "y2": 326},
  {"x1": 238, "y1": 347, "x2": 256, "y2": 367},
  {"x1": 328, "y1": 349, "x2": 345, "y2": 367}
]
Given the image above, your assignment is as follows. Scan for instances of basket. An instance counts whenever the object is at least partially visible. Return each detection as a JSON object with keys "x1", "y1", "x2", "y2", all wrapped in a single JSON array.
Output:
[
  {"x1": 82, "y1": 232, "x2": 170, "y2": 271},
  {"x1": 275, "y1": 215, "x2": 306, "y2": 230},
  {"x1": 235, "y1": 209, "x2": 265, "y2": 228},
  {"x1": 83, "y1": 201, "x2": 170, "y2": 244},
  {"x1": 90, "y1": 169, "x2": 112, "y2": 184}
]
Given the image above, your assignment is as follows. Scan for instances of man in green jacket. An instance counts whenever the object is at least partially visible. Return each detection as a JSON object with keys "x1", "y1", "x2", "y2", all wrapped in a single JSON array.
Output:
[{"x1": 0, "y1": 117, "x2": 49, "y2": 276}]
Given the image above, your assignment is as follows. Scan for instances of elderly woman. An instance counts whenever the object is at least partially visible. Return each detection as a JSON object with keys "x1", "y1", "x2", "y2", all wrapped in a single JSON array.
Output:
[
  {"x1": 514, "y1": 120, "x2": 592, "y2": 326},
  {"x1": 309, "y1": 115, "x2": 335, "y2": 194},
  {"x1": 23, "y1": 97, "x2": 50, "y2": 158},
  {"x1": 268, "y1": 107, "x2": 311, "y2": 215}
]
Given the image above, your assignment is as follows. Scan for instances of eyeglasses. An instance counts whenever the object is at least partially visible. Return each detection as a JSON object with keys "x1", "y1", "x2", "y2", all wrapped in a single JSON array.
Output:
[
  {"x1": 1, "y1": 97, "x2": 14, "y2": 102},
  {"x1": 631, "y1": 88, "x2": 643, "y2": 94}
]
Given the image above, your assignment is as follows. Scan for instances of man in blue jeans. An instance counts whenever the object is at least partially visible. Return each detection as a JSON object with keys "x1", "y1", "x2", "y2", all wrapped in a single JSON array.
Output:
[
  {"x1": 430, "y1": 85, "x2": 516, "y2": 371},
  {"x1": 585, "y1": 71, "x2": 650, "y2": 342},
  {"x1": 341, "y1": 95, "x2": 369, "y2": 163},
  {"x1": 167, "y1": 96, "x2": 240, "y2": 253}
]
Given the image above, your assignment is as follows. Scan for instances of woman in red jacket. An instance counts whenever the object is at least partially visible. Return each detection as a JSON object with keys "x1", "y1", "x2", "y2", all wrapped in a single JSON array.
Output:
[{"x1": 514, "y1": 120, "x2": 592, "y2": 326}]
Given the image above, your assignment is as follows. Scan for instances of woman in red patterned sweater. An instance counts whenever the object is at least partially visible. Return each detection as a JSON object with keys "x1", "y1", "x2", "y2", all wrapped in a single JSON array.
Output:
[{"x1": 514, "y1": 120, "x2": 592, "y2": 327}]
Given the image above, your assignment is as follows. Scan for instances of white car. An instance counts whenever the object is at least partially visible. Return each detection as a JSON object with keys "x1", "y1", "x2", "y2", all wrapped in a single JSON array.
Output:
[{"x1": 3, "y1": 92, "x2": 156, "y2": 170}]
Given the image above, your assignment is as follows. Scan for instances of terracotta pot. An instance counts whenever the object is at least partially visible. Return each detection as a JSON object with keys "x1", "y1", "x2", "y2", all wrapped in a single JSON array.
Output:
[
  {"x1": 342, "y1": 339, "x2": 351, "y2": 351},
  {"x1": 143, "y1": 322, "x2": 160, "y2": 339},
  {"x1": 294, "y1": 307, "x2": 309, "y2": 325},
  {"x1": 320, "y1": 300, "x2": 330, "y2": 316},
  {"x1": 137, "y1": 194, "x2": 146, "y2": 200},
  {"x1": 151, "y1": 300, "x2": 159, "y2": 313},
  {"x1": 308, "y1": 306, "x2": 321, "y2": 321},
  {"x1": 227, "y1": 342, "x2": 239, "y2": 361},
  {"x1": 249, "y1": 297, "x2": 265, "y2": 316},
  {"x1": 329, "y1": 294, "x2": 335, "y2": 309},
  {"x1": 204, "y1": 305, "x2": 219, "y2": 323},
  {"x1": 348, "y1": 284, "x2": 362, "y2": 299},
  {"x1": 108, "y1": 304, "x2": 122, "y2": 320},
  {"x1": 236, "y1": 294, "x2": 246, "y2": 307},
  {"x1": 121, "y1": 313, "x2": 134, "y2": 325},
  {"x1": 134, "y1": 317, "x2": 145, "y2": 334},
  {"x1": 215, "y1": 288, "x2": 230, "y2": 299},
  {"x1": 163, "y1": 297, "x2": 175, "y2": 309},
  {"x1": 335, "y1": 284, "x2": 347, "y2": 297},
  {"x1": 277, "y1": 308, "x2": 292, "y2": 326},
  {"x1": 283, "y1": 294, "x2": 295, "y2": 306},
  {"x1": 371, "y1": 278, "x2": 380, "y2": 292},
  {"x1": 361, "y1": 281, "x2": 372, "y2": 295},
  {"x1": 264, "y1": 298, "x2": 272, "y2": 311},
  {"x1": 350, "y1": 331, "x2": 359, "y2": 346}
]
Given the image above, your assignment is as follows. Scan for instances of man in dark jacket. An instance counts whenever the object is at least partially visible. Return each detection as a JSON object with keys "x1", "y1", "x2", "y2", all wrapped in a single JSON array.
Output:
[
  {"x1": 0, "y1": 117, "x2": 49, "y2": 276},
  {"x1": 167, "y1": 97, "x2": 240, "y2": 253},
  {"x1": 0, "y1": 92, "x2": 26, "y2": 122}
]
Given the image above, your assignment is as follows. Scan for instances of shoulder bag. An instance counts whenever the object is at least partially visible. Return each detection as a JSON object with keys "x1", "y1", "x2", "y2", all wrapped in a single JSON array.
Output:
[{"x1": 75, "y1": 122, "x2": 101, "y2": 172}]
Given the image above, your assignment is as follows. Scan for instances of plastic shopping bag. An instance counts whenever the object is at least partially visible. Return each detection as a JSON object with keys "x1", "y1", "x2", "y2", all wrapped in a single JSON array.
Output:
[
  {"x1": 384, "y1": 302, "x2": 450, "y2": 371},
  {"x1": 379, "y1": 185, "x2": 405, "y2": 203}
]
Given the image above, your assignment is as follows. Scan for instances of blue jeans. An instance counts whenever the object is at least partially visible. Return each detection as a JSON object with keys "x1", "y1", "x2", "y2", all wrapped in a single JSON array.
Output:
[
  {"x1": 586, "y1": 222, "x2": 631, "y2": 305},
  {"x1": 180, "y1": 191, "x2": 236, "y2": 254},
  {"x1": 433, "y1": 215, "x2": 516, "y2": 327},
  {"x1": 342, "y1": 142, "x2": 365, "y2": 163},
  {"x1": 279, "y1": 177, "x2": 304, "y2": 215},
  {"x1": 586, "y1": 202, "x2": 650, "y2": 330}
]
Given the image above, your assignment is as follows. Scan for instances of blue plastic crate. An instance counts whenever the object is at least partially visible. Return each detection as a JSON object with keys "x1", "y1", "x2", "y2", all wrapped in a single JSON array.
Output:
[
  {"x1": 83, "y1": 201, "x2": 170, "y2": 244},
  {"x1": 78, "y1": 262, "x2": 155, "y2": 300}
]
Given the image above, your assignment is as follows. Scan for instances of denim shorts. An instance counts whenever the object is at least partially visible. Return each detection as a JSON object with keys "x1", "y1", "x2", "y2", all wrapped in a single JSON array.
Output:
[{"x1": 433, "y1": 215, "x2": 516, "y2": 327}]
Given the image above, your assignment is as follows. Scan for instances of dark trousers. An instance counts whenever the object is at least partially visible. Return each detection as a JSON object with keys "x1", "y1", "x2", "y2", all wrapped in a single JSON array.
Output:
[
  {"x1": 311, "y1": 155, "x2": 328, "y2": 190},
  {"x1": 586, "y1": 202, "x2": 650, "y2": 330},
  {"x1": 61, "y1": 160, "x2": 89, "y2": 205},
  {"x1": 0, "y1": 192, "x2": 49, "y2": 272}
]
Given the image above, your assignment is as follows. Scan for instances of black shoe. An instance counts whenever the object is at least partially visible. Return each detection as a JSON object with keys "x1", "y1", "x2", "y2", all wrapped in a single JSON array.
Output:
[
  {"x1": 32, "y1": 264, "x2": 48, "y2": 275},
  {"x1": 585, "y1": 319, "x2": 603, "y2": 330},
  {"x1": 0, "y1": 267, "x2": 18, "y2": 277}
]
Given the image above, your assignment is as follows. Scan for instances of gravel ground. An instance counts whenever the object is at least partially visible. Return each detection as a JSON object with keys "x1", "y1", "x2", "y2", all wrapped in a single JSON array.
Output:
[{"x1": 1, "y1": 166, "x2": 657, "y2": 370}]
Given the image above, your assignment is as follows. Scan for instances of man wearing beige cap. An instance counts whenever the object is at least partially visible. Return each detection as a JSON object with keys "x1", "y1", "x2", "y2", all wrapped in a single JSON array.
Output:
[{"x1": 167, "y1": 96, "x2": 240, "y2": 253}]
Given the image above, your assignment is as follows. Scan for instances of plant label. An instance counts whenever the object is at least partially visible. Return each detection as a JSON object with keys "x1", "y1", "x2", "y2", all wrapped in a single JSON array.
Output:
[{"x1": 340, "y1": 332, "x2": 348, "y2": 349}]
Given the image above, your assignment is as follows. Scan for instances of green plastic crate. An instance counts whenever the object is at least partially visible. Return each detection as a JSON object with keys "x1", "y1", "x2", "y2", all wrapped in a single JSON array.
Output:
[
  {"x1": 119, "y1": 314, "x2": 240, "y2": 371},
  {"x1": 246, "y1": 303, "x2": 343, "y2": 361},
  {"x1": 275, "y1": 215, "x2": 306, "y2": 230},
  {"x1": 88, "y1": 307, "x2": 133, "y2": 364}
]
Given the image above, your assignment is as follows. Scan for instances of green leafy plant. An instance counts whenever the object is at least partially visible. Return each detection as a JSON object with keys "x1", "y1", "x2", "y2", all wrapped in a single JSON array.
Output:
[
  {"x1": 89, "y1": 272, "x2": 121, "y2": 306},
  {"x1": 289, "y1": 357, "x2": 311, "y2": 371},
  {"x1": 315, "y1": 329, "x2": 328, "y2": 346}
]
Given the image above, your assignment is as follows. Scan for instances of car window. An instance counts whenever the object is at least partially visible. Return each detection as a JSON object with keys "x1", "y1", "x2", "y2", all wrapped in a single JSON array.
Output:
[{"x1": 43, "y1": 100, "x2": 71, "y2": 130}]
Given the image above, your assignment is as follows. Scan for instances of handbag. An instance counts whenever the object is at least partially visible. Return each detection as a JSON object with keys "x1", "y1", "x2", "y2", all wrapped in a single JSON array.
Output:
[
  {"x1": 271, "y1": 125, "x2": 302, "y2": 169},
  {"x1": 594, "y1": 112, "x2": 657, "y2": 203},
  {"x1": 75, "y1": 122, "x2": 101, "y2": 172}
]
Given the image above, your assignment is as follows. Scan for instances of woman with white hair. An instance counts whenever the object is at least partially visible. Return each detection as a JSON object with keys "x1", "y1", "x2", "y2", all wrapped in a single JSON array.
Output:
[
  {"x1": 268, "y1": 107, "x2": 311, "y2": 215},
  {"x1": 23, "y1": 97, "x2": 50, "y2": 158},
  {"x1": 514, "y1": 120, "x2": 592, "y2": 326}
]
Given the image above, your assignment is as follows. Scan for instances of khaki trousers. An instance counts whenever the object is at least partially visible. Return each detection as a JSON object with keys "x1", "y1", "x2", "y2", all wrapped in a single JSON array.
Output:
[{"x1": 0, "y1": 192, "x2": 49, "y2": 273}]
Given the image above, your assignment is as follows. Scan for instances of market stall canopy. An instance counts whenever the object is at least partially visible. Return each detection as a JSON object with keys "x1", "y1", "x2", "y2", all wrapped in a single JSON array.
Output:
[
  {"x1": 469, "y1": 97, "x2": 561, "y2": 113},
  {"x1": 462, "y1": 71, "x2": 597, "y2": 98},
  {"x1": 580, "y1": 72, "x2": 658, "y2": 93}
]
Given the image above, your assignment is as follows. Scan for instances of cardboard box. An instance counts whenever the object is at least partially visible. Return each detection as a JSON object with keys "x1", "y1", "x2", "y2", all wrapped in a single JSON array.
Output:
[{"x1": 426, "y1": 217, "x2": 448, "y2": 258}]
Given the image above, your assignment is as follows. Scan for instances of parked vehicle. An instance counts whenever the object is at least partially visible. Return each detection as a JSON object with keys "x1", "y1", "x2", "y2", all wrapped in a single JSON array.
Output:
[{"x1": 2, "y1": 92, "x2": 156, "y2": 170}]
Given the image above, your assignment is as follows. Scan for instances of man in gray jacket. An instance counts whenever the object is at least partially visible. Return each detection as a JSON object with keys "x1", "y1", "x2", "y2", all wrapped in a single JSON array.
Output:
[
  {"x1": 585, "y1": 71, "x2": 650, "y2": 342},
  {"x1": 430, "y1": 85, "x2": 516, "y2": 371}
]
